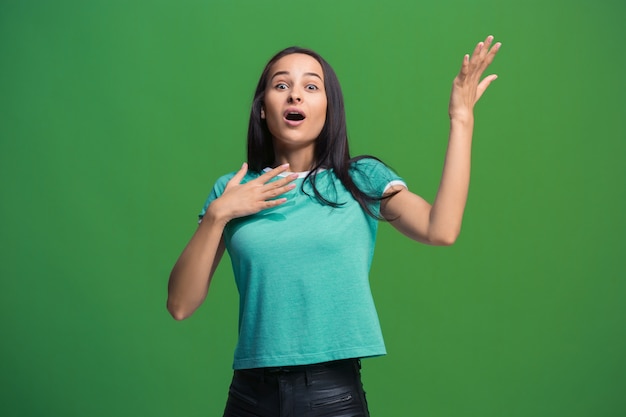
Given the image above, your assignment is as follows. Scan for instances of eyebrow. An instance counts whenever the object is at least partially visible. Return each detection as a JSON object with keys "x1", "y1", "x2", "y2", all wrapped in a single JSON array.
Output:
[{"x1": 269, "y1": 71, "x2": 323, "y2": 81}]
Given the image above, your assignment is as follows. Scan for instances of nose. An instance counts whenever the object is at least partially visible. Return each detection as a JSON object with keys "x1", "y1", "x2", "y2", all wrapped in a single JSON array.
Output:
[{"x1": 288, "y1": 89, "x2": 302, "y2": 103}]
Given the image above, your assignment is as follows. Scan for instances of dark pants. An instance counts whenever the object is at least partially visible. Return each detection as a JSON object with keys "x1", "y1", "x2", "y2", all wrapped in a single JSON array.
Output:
[{"x1": 223, "y1": 358, "x2": 371, "y2": 417}]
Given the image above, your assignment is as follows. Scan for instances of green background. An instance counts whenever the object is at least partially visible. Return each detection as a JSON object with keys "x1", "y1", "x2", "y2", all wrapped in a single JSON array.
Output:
[{"x1": 1, "y1": 0, "x2": 625, "y2": 416}]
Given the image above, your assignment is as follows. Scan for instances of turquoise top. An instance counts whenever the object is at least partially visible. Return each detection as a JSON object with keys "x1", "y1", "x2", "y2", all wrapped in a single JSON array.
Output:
[{"x1": 200, "y1": 158, "x2": 406, "y2": 369}]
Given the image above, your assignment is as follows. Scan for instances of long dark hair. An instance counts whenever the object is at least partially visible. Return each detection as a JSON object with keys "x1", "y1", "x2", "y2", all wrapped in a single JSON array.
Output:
[{"x1": 247, "y1": 46, "x2": 398, "y2": 219}]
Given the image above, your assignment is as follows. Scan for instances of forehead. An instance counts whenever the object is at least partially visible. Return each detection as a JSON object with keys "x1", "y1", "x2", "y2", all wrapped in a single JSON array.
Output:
[{"x1": 269, "y1": 53, "x2": 324, "y2": 79}]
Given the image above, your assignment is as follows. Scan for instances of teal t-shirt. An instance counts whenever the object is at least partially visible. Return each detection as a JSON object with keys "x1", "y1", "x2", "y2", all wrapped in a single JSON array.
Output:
[{"x1": 200, "y1": 158, "x2": 406, "y2": 369}]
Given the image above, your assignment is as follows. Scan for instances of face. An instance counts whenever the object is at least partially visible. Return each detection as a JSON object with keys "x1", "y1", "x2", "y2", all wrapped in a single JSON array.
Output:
[{"x1": 261, "y1": 53, "x2": 327, "y2": 153}]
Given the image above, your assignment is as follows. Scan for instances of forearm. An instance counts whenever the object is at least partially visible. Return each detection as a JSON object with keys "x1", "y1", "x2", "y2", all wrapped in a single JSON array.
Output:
[
  {"x1": 384, "y1": 36, "x2": 499, "y2": 246},
  {"x1": 427, "y1": 117, "x2": 474, "y2": 245},
  {"x1": 167, "y1": 212, "x2": 227, "y2": 320},
  {"x1": 166, "y1": 164, "x2": 298, "y2": 319}
]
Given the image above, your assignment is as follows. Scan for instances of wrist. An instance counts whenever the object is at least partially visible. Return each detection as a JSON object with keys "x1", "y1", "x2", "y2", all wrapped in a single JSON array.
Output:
[
  {"x1": 204, "y1": 200, "x2": 231, "y2": 227},
  {"x1": 449, "y1": 114, "x2": 474, "y2": 127}
]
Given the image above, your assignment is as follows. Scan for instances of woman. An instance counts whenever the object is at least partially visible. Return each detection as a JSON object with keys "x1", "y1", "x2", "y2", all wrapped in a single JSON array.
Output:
[{"x1": 168, "y1": 36, "x2": 500, "y2": 416}]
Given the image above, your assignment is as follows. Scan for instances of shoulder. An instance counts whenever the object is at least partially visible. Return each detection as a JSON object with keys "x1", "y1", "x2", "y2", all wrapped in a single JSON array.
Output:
[
  {"x1": 349, "y1": 156, "x2": 386, "y2": 171},
  {"x1": 349, "y1": 156, "x2": 405, "y2": 196},
  {"x1": 198, "y1": 169, "x2": 262, "y2": 221},
  {"x1": 349, "y1": 156, "x2": 400, "y2": 178},
  {"x1": 211, "y1": 171, "x2": 237, "y2": 190}
]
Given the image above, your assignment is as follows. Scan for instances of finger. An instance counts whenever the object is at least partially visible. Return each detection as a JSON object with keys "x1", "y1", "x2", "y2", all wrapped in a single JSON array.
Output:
[
  {"x1": 261, "y1": 197, "x2": 288, "y2": 209},
  {"x1": 484, "y1": 41, "x2": 501, "y2": 65},
  {"x1": 227, "y1": 162, "x2": 248, "y2": 186},
  {"x1": 471, "y1": 36, "x2": 498, "y2": 66},
  {"x1": 267, "y1": 172, "x2": 299, "y2": 189},
  {"x1": 471, "y1": 39, "x2": 501, "y2": 78},
  {"x1": 482, "y1": 35, "x2": 494, "y2": 53},
  {"x1": 470, "y1": 41, "x2": 484, "y2": 63},
  {"x1": 475, "y1": 35, "x2": 493, "y2": 59},
  {"x1": 458, "y1": 53, "x2": 470, "y2": 78},
  {"x1": 475, "y1": 74, "x2": 498, "y2": 101},
  {"x1": 260, "y1": 173, "x2": 298, "y2": 198},
  {"x1": 257, "y1": 163, "x2": 291, "y2": 183},
  {"x1": 261, "y1": 184, "x2": 297, "y2": 202}
]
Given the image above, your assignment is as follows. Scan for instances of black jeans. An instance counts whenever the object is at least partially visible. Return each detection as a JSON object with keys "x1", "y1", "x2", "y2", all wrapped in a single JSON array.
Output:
[{"x1": 223, "y1": 359, "x2": 370, "y2": 417}]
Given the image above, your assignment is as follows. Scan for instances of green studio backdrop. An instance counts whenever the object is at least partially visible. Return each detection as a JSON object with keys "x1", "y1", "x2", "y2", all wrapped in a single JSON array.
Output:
[{"x1": 1, "y1": 0, "x2": 625, "y2": 416}]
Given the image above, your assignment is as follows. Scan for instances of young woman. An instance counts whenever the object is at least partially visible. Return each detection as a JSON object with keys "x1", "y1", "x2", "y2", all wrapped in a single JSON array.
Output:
[{"x1": 168, "y1": 36, "x2": 501, "y2": 416}]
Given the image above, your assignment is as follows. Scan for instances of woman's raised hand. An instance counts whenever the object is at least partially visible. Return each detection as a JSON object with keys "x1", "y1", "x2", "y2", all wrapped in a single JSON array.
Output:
[
  {"x1": 207, "y1": 163, "x2": 298, "y2": 223},
  {"x1": 449, "y1": 35, "x2": 501, "y2": 121}
]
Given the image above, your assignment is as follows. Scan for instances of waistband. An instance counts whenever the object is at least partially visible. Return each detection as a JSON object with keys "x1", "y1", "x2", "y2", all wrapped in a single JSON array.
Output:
[
  {"x1": 243, "y1": 358, "x2": 361, "y2": 376},
  {"x1": 234, "y1": 358, "x2": 362, "y2": 387}
]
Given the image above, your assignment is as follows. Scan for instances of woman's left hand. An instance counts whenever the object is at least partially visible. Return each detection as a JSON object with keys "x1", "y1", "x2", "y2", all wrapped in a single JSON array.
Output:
[
  {"x1": 449, "y1": 35, "x2": 501, "y2": 121},
  {"x1": 383, "y1": 36, "x2": 502, "y2": 245}
]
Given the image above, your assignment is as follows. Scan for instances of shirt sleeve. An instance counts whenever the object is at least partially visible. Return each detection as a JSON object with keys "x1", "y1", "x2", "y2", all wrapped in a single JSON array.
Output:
[
  {"x1": 349, "y1": 157, "x2": 407, "y2": 198},
  {"x1": 197, "y1": 172, "x2": 237, "y2": 223}
]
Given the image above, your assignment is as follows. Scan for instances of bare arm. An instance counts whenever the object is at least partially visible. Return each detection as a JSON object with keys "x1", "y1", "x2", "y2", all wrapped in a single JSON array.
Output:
[
  {"x1": 167, "y1": 163, "x2": 298, "y2": 320},
  {"x1": 167, "y1": 218, "x2": 227, "y2": 320},
  {"x1": 381, "y1": 35, "x2": 501, "y2": 245}
]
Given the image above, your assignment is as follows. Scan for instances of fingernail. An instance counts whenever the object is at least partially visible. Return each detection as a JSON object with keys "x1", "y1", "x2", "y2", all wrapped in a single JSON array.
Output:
[{"x1": 281, "y1": 163, "x2": 290, "y2": 168}]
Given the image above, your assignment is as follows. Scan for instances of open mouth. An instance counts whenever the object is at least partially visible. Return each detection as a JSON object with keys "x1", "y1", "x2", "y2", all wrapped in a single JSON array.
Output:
[{"x1": 284, "y1": 110, "x2": 305, "y2": 121}]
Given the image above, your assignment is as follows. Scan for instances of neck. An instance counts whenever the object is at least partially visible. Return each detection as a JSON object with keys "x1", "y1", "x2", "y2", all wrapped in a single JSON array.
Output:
[{"x1": 273, "y1": 144, "x2": 316, "y2": 172}]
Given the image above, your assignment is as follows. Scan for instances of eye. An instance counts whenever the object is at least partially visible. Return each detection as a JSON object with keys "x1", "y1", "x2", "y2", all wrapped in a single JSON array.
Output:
[
  {"x1": 306, "y1": 84, "x2": 319, "y2": 91},
  {"x1": 275, "y1": 82, "x2": 288, "y2": 90}
]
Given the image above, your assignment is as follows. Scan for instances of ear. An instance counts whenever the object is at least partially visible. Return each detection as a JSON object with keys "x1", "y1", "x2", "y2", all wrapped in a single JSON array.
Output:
[{"x1": 260, "y1": 106, "x2": 265, "y2": 119}]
